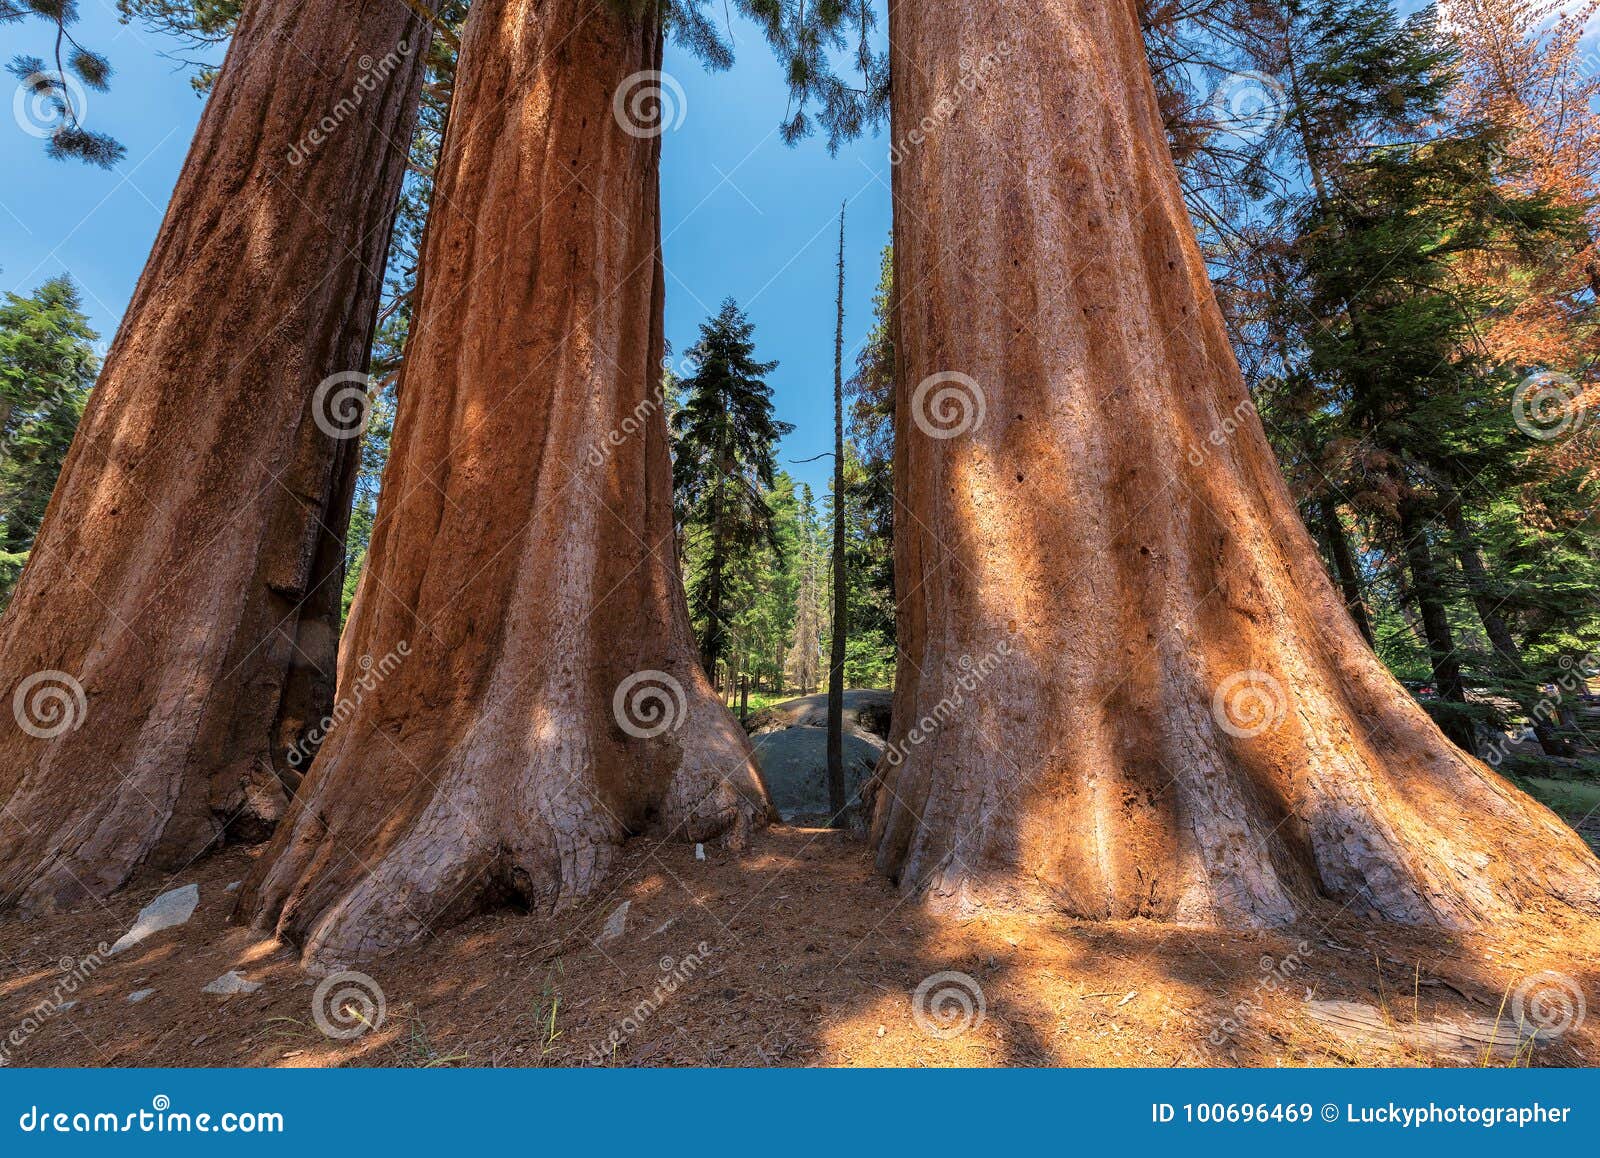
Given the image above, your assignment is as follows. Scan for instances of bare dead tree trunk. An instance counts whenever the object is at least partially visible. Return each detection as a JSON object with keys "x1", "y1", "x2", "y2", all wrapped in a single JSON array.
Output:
[
  {"x1": 243, "y1": 0, "x2": 770, "y2": 970},
  {"x1": 0, "y1": 0, "x2": 439, "y2": 914},
  {"x1": 871, "y1": 0, "x2": 1600, "y2": 930},
  {"x1": 827, "y1": 204, "x2": 849, "y2": 821}
]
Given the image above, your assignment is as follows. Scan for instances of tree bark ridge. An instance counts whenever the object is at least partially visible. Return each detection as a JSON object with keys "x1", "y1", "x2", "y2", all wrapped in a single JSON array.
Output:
[
  {"x1": 0, "y1": 0, "x2": 437, "y2": 913},
  {"x1": 871, "y1": 0, "x2": 1600, "y2": 931}
]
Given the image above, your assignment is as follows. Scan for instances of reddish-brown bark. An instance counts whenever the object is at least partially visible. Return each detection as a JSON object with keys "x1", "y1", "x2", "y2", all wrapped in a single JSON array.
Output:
[
  {"x1": 870, "y1": 0, "x2": 1600, "y2": 928},
  {"x1": 243, "y1": 0, "x2": 770, "y2": 970},
  {"x1": 0, "y1": 0, "x2": 438, "y2": 913}
]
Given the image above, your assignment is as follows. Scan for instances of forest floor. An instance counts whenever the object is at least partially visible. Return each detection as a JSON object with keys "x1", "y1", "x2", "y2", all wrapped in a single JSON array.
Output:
[{"x1": 2, "y1": 825, "x2": 1597, "y2": 1068}]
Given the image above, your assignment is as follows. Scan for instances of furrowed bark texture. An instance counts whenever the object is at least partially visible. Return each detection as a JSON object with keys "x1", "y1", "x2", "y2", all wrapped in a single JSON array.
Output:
[
  {"x1": 244, "y1": 0, "x2": 770, "y2": 970},
  {"x1": 871, "y1": 0, "x2": 1600, "y2": 929},
  {"x1": 0, "y1": 0, "x2": 436, "y2": 913}
]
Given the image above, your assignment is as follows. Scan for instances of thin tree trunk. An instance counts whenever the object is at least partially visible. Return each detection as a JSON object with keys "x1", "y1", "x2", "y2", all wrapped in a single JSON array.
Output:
[
  {"x1": 244, "y1": 0, "x2": 770, "y2": 969},
  {"x1": 871, "y1": 0, "x2": 1600, "y2": 930},
  {"x1": 0, "y1": 0, "x2": 438, "y2": 914},
  {"x1": 1317, "y1": 500, "x2": 1375, "y2": 648},
  {"x1": 703, "y1": 472, "x2": 728, "y2": 687},
  {"x1": 1441, "y1": 499, "x2": 1571, "y2": 757},
  {"x1": 1396, "y1": 496, "x2": 1477, "y2": 754},
  {"x1": 827, "y1": 205, "x2": 849, "y2": 821}
]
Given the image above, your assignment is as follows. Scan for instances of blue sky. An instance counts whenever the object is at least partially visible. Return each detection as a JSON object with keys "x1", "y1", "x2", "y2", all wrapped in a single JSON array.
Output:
[{"x1": 0, "y1": 6, "x2": 893, "y2": 497}]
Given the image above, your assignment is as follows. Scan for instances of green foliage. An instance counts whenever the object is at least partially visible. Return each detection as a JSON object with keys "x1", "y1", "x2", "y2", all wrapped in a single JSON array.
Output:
[
  {"x1": 784, "y1": 483, "x2": 828, "y2": 693},
  {"x1": 114, "y1": 1, "x2": 238, "y2": 92},
  {"x1": 843, "y1": 242, "x2": 895, "y2": 685},
  {"x1": 1226, "y1": 0, "x2": 1600, "y2": 753},
  {"x1": 4, "y1": 2, "x2": 124, "y2": 166},
  {"x1": 0, "y1": 274, "x2": 99, "y2": 608},
  {"x1": 663, "y1": 0, "x2": 888, "y2": 150},
  {"x1": 672, "y1": 299, "x2": 793, "y2": 683}
]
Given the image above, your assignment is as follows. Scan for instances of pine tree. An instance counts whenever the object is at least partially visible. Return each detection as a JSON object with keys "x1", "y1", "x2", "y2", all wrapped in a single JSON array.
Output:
[
  {"x1": 846, "y1": 241, "x2": 897, "y2": 683},
  {"x1": 1285, "y1": 8, "x2": 1593, "y2": 753},
  {"x1": 1441, "y1": 0, "x2": 1600, "y2": 369},
  {"x1": 0, "y1": 276, "x2": 98, "y2": 605},
  {"x1": 4, "y1": 0, "x2": 123, "y2": 165},
  {"x1": 673, "y1": 300, "x2": 793, "y2": 687}
]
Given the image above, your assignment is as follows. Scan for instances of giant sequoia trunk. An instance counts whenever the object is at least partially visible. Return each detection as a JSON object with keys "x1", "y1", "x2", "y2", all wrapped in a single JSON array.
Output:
[
  {"x1": 0, "y1": 0, "x2": 437, "y2": 914},
  {"x1": 244, "y1": 0, "x2": 770, "y2": 969},
  {"x1": 871, "y1": 0, "x2": 1600, "y2": 929}
]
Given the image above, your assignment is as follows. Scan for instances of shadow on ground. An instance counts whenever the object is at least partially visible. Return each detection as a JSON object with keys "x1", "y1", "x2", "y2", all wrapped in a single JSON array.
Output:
[{"x1": 2, "y1": 826, "x2": 1596, "y2": 1068}]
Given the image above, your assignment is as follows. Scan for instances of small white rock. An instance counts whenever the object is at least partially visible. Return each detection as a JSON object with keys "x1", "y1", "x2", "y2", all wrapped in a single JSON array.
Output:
[
  {"x1": 126, "y1": 989, "x2": 155, "y2": 1004},
  {"x1": 596, "y1": 900, "x2": 630, "y2": 943},
  {"x1": 695, "y1": 844, "x2": 705, "y2": 860},
  {"x1": 111, "y1": 884, "x2": 199, "y2": 954},
  {"x1": 224, "y1": 881, "x2": 242, "y2": 893},
  {"x1": 202, "y1": 971, "x2": 261, "y2": 996}
]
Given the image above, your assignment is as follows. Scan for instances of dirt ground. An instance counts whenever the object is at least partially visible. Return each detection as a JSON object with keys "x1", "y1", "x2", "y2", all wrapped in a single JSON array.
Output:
[{"x1": 2, "y1": 826, "x2": 1596, "y2": 1068}]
